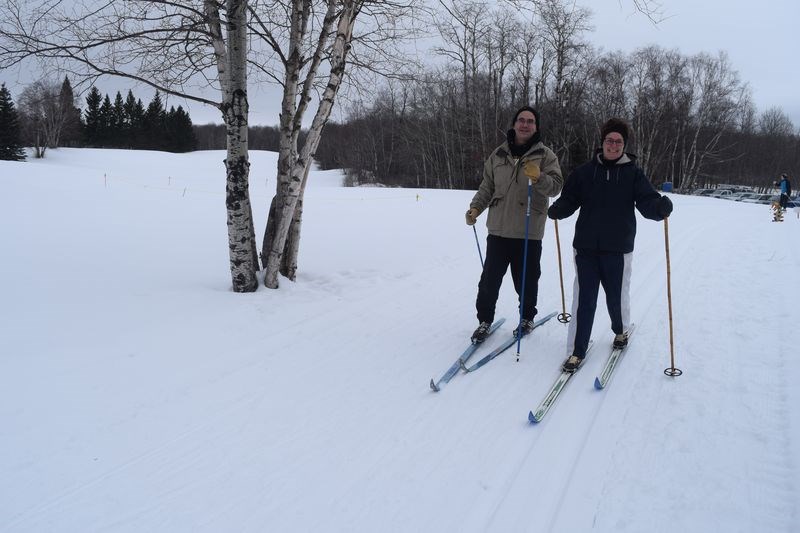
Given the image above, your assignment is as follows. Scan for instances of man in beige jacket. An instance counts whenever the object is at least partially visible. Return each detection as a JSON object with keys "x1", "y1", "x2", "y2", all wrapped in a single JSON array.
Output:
[{"x1": 466, "y1": 106, "x2": 563, "y2": 343}]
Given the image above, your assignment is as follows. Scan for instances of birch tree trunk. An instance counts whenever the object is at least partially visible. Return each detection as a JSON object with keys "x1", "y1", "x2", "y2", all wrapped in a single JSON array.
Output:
[
  {"x1": 281, "y1": 184, "x2": 307, "y2": 279},
  {"x1": 262, "y1": 0, "x2": 357, "y2": 289},
  {"x1": 208, "y1": 0, "x2": 259, "y2": 292}
]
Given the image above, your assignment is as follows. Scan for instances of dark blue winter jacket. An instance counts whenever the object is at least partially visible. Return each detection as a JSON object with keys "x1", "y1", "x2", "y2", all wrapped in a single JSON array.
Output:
[{"x1": 548, "y1": 151, "x2": 665, "y2": 253}]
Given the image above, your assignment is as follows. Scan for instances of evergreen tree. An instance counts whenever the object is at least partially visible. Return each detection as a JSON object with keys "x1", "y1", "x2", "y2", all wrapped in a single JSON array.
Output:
[
  {"x1": 98, "y1": 94, "x2": 113, "y2": 147},
  {"x1": 111, "y1": 91, "x2": 126, "y2": 147},
  {"x1": 123, "y1": 90, "x2": 137, "y2": 147},
  {"x1": 58, "y1": 76, "x2": 83, "y2": 147},
  {"x1": 122, "y1": 90, "x2": 137, "y2": 123},
  {"x1": 143, "y1": 91, "x2": 166, "y2": 149},
  {"x1": 165, "y1": 105, "x2": 196, "y2": 152},
  {"x1": 132, "y1": 98, "x2": 146, "y2": 149},
  {"x1": 0, "y1": 84, "x2": 26, "y2": 161},
  {"x1": 121, "y1": 90, "x2": 146, "y2": 148},
  {"x1": 84, "y1": 86, "x2": 103, "y2": 147}
]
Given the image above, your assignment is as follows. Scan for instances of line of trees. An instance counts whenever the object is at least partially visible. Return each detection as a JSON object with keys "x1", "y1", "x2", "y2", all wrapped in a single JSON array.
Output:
[
  {"x1": 194, "y1": 123, "x2": 283, "y2": 152},
  {"x1": 314, "y1": 0, "x2": 798, "y2": 192},
  {"x1": 83, "y1": 87, "x2": 196, "y2": 152},
  {"x1": 0, "y1": 77, "x2": 198, "y2": 158},
  {"x1": 0, "y1": 77, "x2": 280, "y2": 158}
]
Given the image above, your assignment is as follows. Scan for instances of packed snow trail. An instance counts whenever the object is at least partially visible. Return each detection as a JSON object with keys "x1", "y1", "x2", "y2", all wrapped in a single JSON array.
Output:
[
  {"x1": 470, "y1": 199, "x2": 798, "y2": 532},
  {"x1": 1, "y1": 150, "x2": 798, "y2": 532}
]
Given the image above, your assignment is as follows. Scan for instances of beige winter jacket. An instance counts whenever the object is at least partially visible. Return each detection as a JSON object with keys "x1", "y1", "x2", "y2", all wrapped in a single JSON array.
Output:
[{"x1": 470, "y1": 141, "x2": 563, "y2": 240}]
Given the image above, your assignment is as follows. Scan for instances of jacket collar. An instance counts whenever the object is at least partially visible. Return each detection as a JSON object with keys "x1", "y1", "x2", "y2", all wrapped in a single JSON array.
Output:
[
  {"x1": 497, "y1": 140, "x2": 544, "y2": 160},
  {"x1": 595, "y1": 150, "x2": 634, "y2": 166}
]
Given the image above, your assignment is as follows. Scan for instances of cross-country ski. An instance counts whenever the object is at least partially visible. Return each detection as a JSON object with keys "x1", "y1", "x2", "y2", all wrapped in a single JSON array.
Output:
[
  {"x1": 461, "y1": 312, "x2": 557, "y2": 373},
  {"x1": 594, "y1": 323, "x2": 636, "y2": 389},
  {"x1": 430, "y1": 318, "x2": 506, "y2": 392},
  {"x1": 528, "y1": 341, "x2": 594, "y2": 424}
]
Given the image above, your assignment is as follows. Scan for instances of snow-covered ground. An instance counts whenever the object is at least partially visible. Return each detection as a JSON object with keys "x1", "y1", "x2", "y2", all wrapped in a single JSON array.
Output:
[{"x1": 1, "y1": 148, "x2": 798, "y2": 532}]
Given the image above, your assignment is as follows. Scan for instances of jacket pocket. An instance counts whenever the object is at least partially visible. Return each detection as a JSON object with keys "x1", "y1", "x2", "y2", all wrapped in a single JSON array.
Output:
[
  {"x1": 532, "y1": 193, "x2": 548, "y2": 214},
  {"x1": 486, "y1": 196, "x2": 503, "y2": 231}
]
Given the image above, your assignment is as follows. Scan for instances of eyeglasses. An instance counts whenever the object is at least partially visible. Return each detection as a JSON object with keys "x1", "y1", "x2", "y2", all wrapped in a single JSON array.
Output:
[
  {"x1": 516, "y1": 118, "x2": 536, "y2": 126},
  {"x1": 603, "y1": 138, "x2": 624, "y2": 146}
]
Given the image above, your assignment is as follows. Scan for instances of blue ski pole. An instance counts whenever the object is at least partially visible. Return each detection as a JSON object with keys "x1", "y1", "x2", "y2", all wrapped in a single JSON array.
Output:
[
  {"x1": 472, "y1": 225, "x2": 484, "y2": 268},
  {"x1": 516, "y1": 178, "x2": 533, "y2": 362}
]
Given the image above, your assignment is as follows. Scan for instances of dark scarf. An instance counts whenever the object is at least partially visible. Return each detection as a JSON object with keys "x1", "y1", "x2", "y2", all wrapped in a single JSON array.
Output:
[{"x1": 506, "y1": 128, "x2": 541, "y2": 158}]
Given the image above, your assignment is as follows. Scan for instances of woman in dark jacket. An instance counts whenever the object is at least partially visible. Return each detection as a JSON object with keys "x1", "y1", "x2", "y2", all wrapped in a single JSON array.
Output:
[{"x1": 547, "y1": 118, "x2": 673, "y2": 372}]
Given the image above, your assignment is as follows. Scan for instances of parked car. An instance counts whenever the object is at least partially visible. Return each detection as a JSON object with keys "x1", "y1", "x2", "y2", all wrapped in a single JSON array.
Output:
[
  {"x1": 709, "y1": 190, "x2": 733, "y2": 199},
  {"x1": 740, "y1": 194, "x2": 776, "y2": 205},
  {"x1": 692, "y1": 188, "x2": 716, "y2": 196},
  {"x1": 733, "y1": 192, "x2": 760, "y2": 202}
]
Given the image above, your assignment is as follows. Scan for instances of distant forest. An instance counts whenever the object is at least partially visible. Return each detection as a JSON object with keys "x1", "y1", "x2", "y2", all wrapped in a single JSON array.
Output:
[
  {"x1": 4, "y1": 39, "x2": 799, "y2": 193},
  {"x1": 0, "y1": 76, "x2": 289, "y2": 157},
  {"x1": 311, "y1": 42, "x2": 800, "y2": 192},
  {"x1": 1, "y1": 77, "x2": 198, "y2": 158}
]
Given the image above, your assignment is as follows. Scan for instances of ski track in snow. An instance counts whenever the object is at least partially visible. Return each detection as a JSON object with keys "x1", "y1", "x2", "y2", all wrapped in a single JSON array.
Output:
[
  {"x1": 2, "y1": 150, "x2": 799, "y2": 532},
  {"x1": 472, "y1": 203, "x2": 798, "y2": 533},
  {"x1": 470, "y1": 216, "x2": 677, "y2": 532}
]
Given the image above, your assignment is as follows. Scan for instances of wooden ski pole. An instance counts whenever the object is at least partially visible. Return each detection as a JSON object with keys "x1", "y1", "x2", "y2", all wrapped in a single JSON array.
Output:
[
  {"x1": 554, "y1": 219, "x2": 571, "y2": 323},
  {"x1": 663, "y1": 217, "x2": 682, "y2": 377}
]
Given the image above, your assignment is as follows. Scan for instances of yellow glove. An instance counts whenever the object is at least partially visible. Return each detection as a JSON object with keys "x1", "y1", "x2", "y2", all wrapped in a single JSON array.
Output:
[
  {"x1": 465, "y1": 208, "x2": 479, "y2": 226},
  {"x1": 523, "y1": 161, "x2": 541, "y2": 183}
]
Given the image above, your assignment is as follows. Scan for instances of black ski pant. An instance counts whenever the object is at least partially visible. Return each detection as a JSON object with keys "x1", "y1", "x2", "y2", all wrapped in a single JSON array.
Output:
[
  {"x1": 780, "y1": 193, "x2": 789, "y2": 209},
  {"x1": 475, "y1": 234, "x2": 541, "y2": 324},
  {"x1": 567, "y1": 249, "x2": 631, "y2": 358}
]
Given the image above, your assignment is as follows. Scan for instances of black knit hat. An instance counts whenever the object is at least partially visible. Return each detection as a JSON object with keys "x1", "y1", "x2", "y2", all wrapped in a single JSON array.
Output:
[
  {"x1": 507, "y1": 105, "x2": 542, "y2": 151},
  {"x1": 511, "y1": 105, "x2": 540, "y2": 131},
  {"x1": 600, "y1": 117, "x2": 631, "y2": 145}
]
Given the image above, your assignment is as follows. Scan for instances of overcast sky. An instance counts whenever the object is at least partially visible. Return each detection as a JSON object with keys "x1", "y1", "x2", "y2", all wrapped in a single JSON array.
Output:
[
  {"x1": 583, "y1": 0, "x2": 800, "y2": 126},
  {"x1": 1, "y1": 0, "x2": 797, "y2": 128}
]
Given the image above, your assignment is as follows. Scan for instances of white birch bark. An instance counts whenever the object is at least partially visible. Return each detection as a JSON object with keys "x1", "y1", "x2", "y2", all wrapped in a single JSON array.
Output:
[
  {"x1": 262, "y1": 0, "x2": 357, "y2": 289},
  {"x1": 207, "y1": 0, "x2": 259, "y2": 292}
]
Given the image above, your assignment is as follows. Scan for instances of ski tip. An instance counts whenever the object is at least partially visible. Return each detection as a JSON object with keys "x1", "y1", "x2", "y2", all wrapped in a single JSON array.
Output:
[
  {"x1": 528, "y1": 411, "x2": 540, "y2": 424},
  {"x1": 594, "y1": 377, "x2": 604, "y2": 390},
  {"x1": 430, "y1": 379, "x2": 440, "y2": 392}
]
